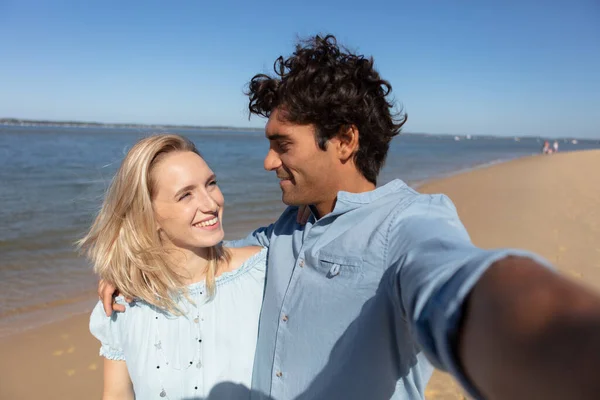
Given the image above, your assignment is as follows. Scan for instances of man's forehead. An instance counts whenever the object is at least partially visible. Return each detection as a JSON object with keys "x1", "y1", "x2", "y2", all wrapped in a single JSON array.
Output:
[
  {"x1": 265, "y1": 115, "x2": 292, "y2": 139},
  {"x1": 265, "y1": 113, "x2": 316, "y2": 140},
  {"x1": 265, "y1": 129, "x2": 291, "y2": 140}
]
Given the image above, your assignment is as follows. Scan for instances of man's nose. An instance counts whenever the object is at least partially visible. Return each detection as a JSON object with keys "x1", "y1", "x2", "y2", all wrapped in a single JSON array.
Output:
[{"x1": 264, "y1": 149, "x2": 282, "y2": 171}]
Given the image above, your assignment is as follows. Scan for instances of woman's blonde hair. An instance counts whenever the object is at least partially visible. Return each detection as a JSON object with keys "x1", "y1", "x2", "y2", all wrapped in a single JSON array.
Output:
[{"x1": 78, "y1": 134, "x2": 230, "y2": 313}]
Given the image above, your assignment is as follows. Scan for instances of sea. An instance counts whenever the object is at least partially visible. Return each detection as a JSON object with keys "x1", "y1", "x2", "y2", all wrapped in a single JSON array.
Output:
[{"x1": 1, "y1": 124, "x2": 599, "y2": 338}]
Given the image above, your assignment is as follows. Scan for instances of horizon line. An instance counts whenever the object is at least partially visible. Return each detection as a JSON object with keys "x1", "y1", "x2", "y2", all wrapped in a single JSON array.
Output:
[{"x1": 1, "y1": 117, "x2": 596, "y2": 141}]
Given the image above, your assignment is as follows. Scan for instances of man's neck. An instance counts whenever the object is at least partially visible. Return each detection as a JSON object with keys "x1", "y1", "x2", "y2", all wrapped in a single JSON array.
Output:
[
  {"x1": 313, "y1": 175, "x2": 376, "y2": 218},
  {"x1": 341, "y1": 177, "x2": 376, "y2": 195}
]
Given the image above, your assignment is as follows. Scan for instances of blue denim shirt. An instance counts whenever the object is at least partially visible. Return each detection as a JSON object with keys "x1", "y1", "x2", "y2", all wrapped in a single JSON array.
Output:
[{"x1": 231, "y1": 179, "x2": 541, "y2": 399}]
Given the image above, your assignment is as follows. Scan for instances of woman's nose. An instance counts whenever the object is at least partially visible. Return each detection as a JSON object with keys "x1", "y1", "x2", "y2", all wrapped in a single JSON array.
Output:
[{"x1": 197, "y1": 192, "x2": 219, "y2": 213}]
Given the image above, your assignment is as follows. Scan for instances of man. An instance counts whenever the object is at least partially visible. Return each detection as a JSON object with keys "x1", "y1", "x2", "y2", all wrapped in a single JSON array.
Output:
[{"x1": 101, "y1": 35, "x2": 600, "y2": 399}]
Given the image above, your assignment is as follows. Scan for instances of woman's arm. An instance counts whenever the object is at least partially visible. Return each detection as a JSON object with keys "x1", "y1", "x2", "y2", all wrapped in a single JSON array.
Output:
[{"x1": 102, "y1": 359, "x2": 134, "y2": 400}]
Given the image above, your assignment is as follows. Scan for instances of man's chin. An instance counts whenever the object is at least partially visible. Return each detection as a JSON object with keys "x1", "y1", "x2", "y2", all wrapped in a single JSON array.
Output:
[
  {"x1": 281, "y1": 192, "x2": 301, "y2": 206},
  {"x1": 281, "y1": 194, "x2": 293, "y2": 206}
]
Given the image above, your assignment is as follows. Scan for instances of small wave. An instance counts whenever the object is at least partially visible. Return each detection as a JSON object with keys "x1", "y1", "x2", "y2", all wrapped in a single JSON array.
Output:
[{"x1": 0, "y1": 290, "x2": 97, "y2": 320}]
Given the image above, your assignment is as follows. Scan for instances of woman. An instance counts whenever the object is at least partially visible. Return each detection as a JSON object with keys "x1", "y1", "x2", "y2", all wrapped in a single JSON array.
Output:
[{"x1": 81, "y1": 134, "x2": 267, "y2": 399}]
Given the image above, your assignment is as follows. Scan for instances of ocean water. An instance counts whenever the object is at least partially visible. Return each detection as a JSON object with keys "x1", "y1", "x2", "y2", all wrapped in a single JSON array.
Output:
[{"x1": 0, "y1": 125, "x2": 598, "y2": 337}]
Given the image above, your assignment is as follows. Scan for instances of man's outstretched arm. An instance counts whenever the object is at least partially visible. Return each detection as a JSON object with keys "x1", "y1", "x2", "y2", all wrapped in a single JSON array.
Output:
[
  {"x1": 458, "y1": 256, "x2": 600, "y2": 400},
  {"x1": 388, "y1": 194, "x2": 600, "y2": 399}
]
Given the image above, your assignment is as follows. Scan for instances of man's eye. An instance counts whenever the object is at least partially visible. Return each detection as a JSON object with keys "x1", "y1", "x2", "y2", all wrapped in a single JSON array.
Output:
[{"x1": 279, "y1": 143, "x2": 290, "y2": 151}]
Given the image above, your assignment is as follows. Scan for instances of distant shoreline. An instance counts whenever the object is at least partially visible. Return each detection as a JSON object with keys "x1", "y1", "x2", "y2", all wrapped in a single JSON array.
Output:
[
  {"x1": 2, "y1": 119, "x2": 598, "y2": 141},
  {"x1": 0, "y1": 118, "x2": 264, "y2": 132}
]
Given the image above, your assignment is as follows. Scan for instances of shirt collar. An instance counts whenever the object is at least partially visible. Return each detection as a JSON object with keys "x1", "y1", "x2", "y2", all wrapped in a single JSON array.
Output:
[{"x1": 310, "y1": 179, "x2": 408, "y2": 219}]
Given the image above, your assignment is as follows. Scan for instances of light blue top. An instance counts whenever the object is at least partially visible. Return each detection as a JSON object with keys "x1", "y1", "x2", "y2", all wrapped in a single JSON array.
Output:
[
  {"x1": 230, "y1": 179, "x2": 550, "y2": 400},
  {"x1": 90, "y1": 248, "x2": 267, "y2": 400}
]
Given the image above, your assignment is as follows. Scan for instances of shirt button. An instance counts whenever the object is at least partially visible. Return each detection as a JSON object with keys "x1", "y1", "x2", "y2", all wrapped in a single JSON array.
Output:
[
  {"x1": 276, "y1": 371, "x2": 283, "y2": 377},
  {"x1": 282, "y1": 314, "x2": 288, "y2": 322},
  {"x1": 299, "y1": 259, "x2": 305, "y2": 267}
]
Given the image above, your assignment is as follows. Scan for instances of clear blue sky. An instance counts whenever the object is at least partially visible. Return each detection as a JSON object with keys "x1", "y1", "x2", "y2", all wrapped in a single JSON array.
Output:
[{"x1": 1, "y1": 0, "x2": 599, "y2": 138}]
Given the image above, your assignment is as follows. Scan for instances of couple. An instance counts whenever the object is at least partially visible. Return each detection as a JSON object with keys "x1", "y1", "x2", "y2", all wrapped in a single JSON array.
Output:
[{"x1": 84, "y1": 35, "x2": 600, "y2": 400}]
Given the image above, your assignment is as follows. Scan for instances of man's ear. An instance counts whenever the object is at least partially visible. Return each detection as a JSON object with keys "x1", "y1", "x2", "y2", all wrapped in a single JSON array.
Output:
[{"x1": 336, "y1": 125, "x2": 360, "y2": 162}]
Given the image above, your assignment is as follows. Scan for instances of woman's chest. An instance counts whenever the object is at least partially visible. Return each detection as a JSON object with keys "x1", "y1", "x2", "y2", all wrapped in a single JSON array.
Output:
[{"x1": 121, "y1": 296, "x2": 262, "y2": 399}]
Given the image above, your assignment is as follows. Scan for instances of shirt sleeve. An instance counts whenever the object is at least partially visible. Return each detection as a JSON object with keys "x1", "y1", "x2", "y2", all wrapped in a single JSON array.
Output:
[
  {"x1": 387, "y1": 194, "x2": 553, "y2": 398},
  {"x1": 89, "y1": 299, "x2": 127, "y2": 361}
]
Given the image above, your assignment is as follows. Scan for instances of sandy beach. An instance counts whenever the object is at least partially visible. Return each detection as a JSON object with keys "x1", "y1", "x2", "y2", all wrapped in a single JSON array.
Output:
[
  {"x1": 422, "y1": 149, "x2": 600, "y2": 399},
  {"x1": 1, "y1": 150, "x2": 599, "y2": 399}
]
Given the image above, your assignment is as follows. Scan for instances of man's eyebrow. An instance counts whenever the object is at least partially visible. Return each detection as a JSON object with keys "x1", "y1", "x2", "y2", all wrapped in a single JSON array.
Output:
[{"x1": 266, "y1": 133, "x2": 291, "y2": 141}]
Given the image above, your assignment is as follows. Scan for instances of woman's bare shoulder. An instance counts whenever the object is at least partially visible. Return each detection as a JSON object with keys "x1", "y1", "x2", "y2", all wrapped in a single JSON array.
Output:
[{"x1": 224, "y1": 246, "x2": 264, "y2": 272}]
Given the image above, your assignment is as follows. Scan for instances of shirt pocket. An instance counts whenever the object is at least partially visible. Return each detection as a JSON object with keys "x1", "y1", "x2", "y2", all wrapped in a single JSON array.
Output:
[{"x1": 317, "y1": 252, "x2": 364, "y2": 284}]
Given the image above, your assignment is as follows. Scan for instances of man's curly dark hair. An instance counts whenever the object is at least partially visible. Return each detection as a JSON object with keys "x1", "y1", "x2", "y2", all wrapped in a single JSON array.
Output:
[{"x1": 247, "y1": 34, "x2": 406, "y2": 185}]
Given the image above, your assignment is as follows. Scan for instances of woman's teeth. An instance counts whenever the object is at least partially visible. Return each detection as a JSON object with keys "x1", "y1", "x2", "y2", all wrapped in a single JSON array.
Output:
[{"x1": 194, "y1": 217, "x2": 218, "y2": 228}]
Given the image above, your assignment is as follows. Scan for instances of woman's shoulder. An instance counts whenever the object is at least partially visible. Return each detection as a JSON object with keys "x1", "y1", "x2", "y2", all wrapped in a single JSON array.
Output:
[
  {"x1": 89, "y1": 297, "x2": 130, "y2": 326},
  {"x1": 212, "y1": 246, "x2": 267, "y2": 285},
  {"x1": 89, "y1": 298, "x2": 132, "y2": 360},
  {"x1": 89, "y1": 297, "x2": 157, "y2": 331},
  {"x1": 227, "y1": 246, "x2": 266, "y2": 269}
]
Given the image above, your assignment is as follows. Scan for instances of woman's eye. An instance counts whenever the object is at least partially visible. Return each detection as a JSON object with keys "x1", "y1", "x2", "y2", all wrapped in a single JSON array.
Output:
[
  {"x1": 179, "y1": 192, "x2": 191, "y2": 201},
  {"x1": 209, "y1": 180, "x2": 218, "y2": 186}
]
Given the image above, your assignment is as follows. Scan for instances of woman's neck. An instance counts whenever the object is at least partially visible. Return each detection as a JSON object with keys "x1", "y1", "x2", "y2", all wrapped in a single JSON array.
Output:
[{"x1": 167, "y1": 246, "x2": 213, "y2": 285}]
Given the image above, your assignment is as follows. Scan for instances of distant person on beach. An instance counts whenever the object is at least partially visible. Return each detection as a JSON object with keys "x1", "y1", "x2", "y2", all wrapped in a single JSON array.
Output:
[
  {"x1": 101, "y1": 35, "x2": 600, "y2": 400},
  {"x1": 81, "y1": 134, "x2": 270, "y2": 399},
  {"x1": 553, "y1": 140, "x2": 559, "y2": 153},
  {"x1": 542, "y1": 140, "x2": 551, "y2": 154}
]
